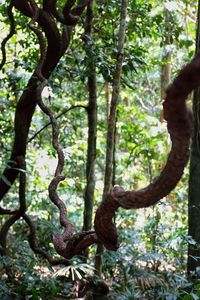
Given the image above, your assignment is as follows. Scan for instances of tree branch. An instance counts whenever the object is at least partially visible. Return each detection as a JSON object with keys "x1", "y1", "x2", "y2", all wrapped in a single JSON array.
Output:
[
  {"x1": 0, "y1": 156, "x2": 26, "y2": 255},
  {"x1": 0, "y1": 0, "x2": 16, "y2": 70},
  {"x1": 28, "y1": 105, "x2": 87, "y2": 143},
  {"x1": 23, "y1": 214, "x2": 70, "y2": 265}
]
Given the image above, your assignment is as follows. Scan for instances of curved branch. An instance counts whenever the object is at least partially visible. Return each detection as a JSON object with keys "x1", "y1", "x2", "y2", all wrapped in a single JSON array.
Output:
[
  {"x1": 43, "y1": 0, "x2": 79, "y2": 25},
  {"x1": 0, "y1": 156, "x2": 26, "y2": 255},
  {"x1": 0, "y1": 214, "x2": 21, "y2": 255},
  {"x1": 37, "y1": 90, "x2": 99, "y2": 258},
  {"x1": 28, "y1": 105, "x2": 87, "y2": 143},
  {"x1": 0, "y1": 208, "x2": 17, "y2": 215},
  {"x1": 72, "y1": 0, "x2": 89, "y2": 17},
  {"x1": 94, "y1": 52, "x2": 200, "y2": 251},
  {"x1": 53, "y1": 230, "x2": 98, "y2": 259},
  {"x1": 23, "y1": 214, "x2": 70, "y2": 265},
  {"x1": 0, "y1": 0, "x2": 16, "y2": 70},
  {"x1": 62, "y1": 0, "x2": 80, "y2": 25},
  {"x1": 37, "y1": 86, "x2": 98, "y2": 259},
  {"x1": 12, "y1": 0, "x2": 34, "y2": 17}
]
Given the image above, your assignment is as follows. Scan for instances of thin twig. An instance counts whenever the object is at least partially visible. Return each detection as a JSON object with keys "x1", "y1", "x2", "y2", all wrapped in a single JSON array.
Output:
[{"x1": 28, "y1": 105, "x2": 87, "y2": 143}]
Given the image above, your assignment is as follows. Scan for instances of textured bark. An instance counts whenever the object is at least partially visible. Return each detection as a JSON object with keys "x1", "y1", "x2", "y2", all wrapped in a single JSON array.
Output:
[
  {"x1": 83, "y1": 0, "x2": 97, "y2": 233},
  {"x1": 188, "y1": 0, "x2": 200, "y2": 275},
  {"x1": 105, "y1": 82, "x2": 110, "y2": 124},
  {"x1": 94, "y1": 51, "x2": 199, "y2": 250}
]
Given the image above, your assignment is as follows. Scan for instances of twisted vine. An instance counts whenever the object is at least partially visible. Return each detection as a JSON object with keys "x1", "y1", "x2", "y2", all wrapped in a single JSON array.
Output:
[
  {"x1": 0, "y1": 0, "x2": 92, "y2": 263},
  {"x1": 29, "y1": 0, "x2": 98, "y2": 260},
  {"x1": 94, "y1": 53, "x2": 200, "y2": 251}
]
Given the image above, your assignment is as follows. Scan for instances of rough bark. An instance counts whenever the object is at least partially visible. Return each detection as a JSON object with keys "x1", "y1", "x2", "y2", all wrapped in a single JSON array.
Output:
[
  {"x1": 94, "y1": 51, "x2": 199, "y2": 250},
  {"x1": 188, "y1": 89, "x2": 200, "y2": 275}
]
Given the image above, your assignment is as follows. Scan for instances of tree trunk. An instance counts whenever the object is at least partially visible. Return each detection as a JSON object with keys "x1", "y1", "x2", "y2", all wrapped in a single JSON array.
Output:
[
  {"x1": 83, "y1": 0, "x2": 97, "y2": 233},
  {"x1": 103, "y1": 0, "x2": 128, "y2": 199},
  {"x1": 187, "y1": 0, "x2": 200, "y2": 276},
  {"x1": 160, "y1": 8, "x2": 172, "y2": 122},
  {"x1": 95, "y1": 0, "x2": 128, "y2": 276},
  {"x1": 161, "y1": 51, "x2": 171, "y2": 100}
]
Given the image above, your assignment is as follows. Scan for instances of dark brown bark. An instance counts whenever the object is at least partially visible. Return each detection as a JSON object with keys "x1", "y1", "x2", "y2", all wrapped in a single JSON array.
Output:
[
  {"x1": 23, "y1": 214, "x2": 70, "y2": 265},
  {"x1": 94, "y1": 245, "x2": 103, "y2": 276}
]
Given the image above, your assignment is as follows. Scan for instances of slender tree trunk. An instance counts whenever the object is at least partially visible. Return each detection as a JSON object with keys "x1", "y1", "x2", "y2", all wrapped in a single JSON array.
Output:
[
  {"x1": 188, "y1": 0, "x2": 200, "y2": 275},
  {"x1": 105, "y1": 82, "x2": 110, "y2": 124},
  {"x1": 83, "y1": 0, "x2": 97, "y2": 236},
  {"x1": 161, "y1": 51, "x2": 171, "y2": 100},
  {"x1": 95, "y1": 0, "x2": 128, "y2": 276},
  {"x1": 112, "y1": 110, "x2": 118, "y2": 187},
  {"x1": 160, "y1": 9, "x2": 172, "y2": 122},
  {"x1": 103, "y1": 0, "x2": 128, "y2": 199}
]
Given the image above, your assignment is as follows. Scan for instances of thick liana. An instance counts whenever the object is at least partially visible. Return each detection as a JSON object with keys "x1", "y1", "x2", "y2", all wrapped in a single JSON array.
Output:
[{"x1": 94, "y1": 52, "x2": 200, "y2": 251}]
